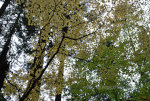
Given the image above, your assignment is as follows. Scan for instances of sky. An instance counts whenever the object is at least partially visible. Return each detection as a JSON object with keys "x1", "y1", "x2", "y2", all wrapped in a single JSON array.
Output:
[{"x1": 0, "y1": 1, "x2": 3, "y2": 7}]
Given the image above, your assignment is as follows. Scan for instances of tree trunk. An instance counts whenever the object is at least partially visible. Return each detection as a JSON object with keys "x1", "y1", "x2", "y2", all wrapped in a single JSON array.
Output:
[
  {"x1": 55, "y1": 94, "x2": 61, "y2": 101},
  {"x1": 0, "y1": 92, "x2": 6, "y2": 101},
  {"x1": 22, "y1": 36, "x2": 46, "y2": 101},
  {"x1": 55, "y1": 54, "x2": 65, "y2": 101},
  {"x1": 0, "y1": 0, "x2": 11, "y2": 18},
  {"x1": 24, "y1": 78, "x2": 42, "y2": 101},
  {"x1": 0, "y1": 45, "x2": 9, "y2": 91},
  {"x1": 0, "y1": 11, "x2": 21, "y2": 91}
]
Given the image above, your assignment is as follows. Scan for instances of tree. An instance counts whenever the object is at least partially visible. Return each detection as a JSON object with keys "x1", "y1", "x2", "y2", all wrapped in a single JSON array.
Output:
[
  {"x1": 14, "y1": 0, "x2": 100, "y2": 100},
  {"x1": 129, "y1": 24, "x2": 150, "y2": 101},
  {"x1": 0, "y1": 0, "x2": 38, "y2": 100},
  {"x1": 1, "y1": 0, "x2": 149, "y2": 101},
  {"x1": 0, "y1": 0, "x2": 14, "y2": 91},
  {"x1": 67, "y1": 0, "x2": 150, "y2": 101}
]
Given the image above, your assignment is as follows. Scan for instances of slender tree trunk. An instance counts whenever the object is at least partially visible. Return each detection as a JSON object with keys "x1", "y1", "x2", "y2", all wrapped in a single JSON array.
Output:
[
  {"x1": 23, "y1": 56, "x2": 43, "y2": 101},
  {"x1": 23, "y1": 36, "x2": 46, "y2": 101},
  {"x1": 0, "y1": 43, "x2": 9, "y2": 91},
  {"x1": 24, "y1": 74, "x2": 42, "y2": 101},
  {"x1": 55, "y1": 94, "x2": 61, "y2": 101},
  {"x1": 0, "y1": 12, "x2": 21, "y2": 91},
  {"x1": 23, "y1": 66, "x2": 43, "y2": 101},
  {"x1": 55, "y1": 54, "x2": 65, "y2": 101},
  {"x1": 114, "y1": 92, "x2": 119, "y2": 101},
  {"x1": 0, "y1": 0, "x2": 11, "y2": 18}
]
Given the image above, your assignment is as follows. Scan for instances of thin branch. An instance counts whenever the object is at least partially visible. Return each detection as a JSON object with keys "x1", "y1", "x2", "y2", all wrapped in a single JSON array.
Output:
[
  {"x1": 5, "y1": 77, "x2": 21, "y2": 98},
  {"x1": 59, "y1": 52, "x2": 91, "y2": 62},
  {"x1": 64, "y1": 19, "x2": 126, "y2": 41},
  {"x1": 64, "y1": 26, "x2": 100, "y2": 41}
]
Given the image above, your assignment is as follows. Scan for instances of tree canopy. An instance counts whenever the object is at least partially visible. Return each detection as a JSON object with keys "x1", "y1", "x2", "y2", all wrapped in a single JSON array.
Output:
[{"x1": 0, "y1": 0, "x2": 149, "y2": 101}]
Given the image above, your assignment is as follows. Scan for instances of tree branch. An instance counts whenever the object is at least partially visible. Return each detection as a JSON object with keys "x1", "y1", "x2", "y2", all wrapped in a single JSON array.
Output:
[
  {"x1": 64, "y1": 29, "x2": 98, "y2": 40},
  {"x1": 19, "y1": 33, "x2": 65, "y2": 101},
  {"x1": 5, "y1": 77, "x2": 21, "y2": 98},
  {"x1": 64, "y1": 19, "x2": 126, "y2": 41}
]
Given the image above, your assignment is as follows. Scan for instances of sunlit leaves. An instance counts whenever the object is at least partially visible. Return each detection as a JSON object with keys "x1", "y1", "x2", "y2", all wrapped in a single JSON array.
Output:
[
  {"x1": 6, "y1": 0, "x2": 149, "y2": 100},
  {"x1": 67, "y1": 0, "x2": 150, "y2": 100}
]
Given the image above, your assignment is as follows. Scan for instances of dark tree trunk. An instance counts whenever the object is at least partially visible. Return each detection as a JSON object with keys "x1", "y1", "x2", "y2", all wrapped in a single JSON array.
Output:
[
  {"x1": 0, "y1": 11, "x2": 21, "y2": 91},
  {"x1": 0, "y1": 44, "x2": 9, "y2": 91},
  {"x1": 0, "y1": 92, "x2": 6, "y2": 101},
  {"x1": 0, "y1": 0, "x2": 11, "y2": 18},
  {"x1": 0, "y1": 29, "x2": 12, "y2": 91},
  {"x1": 55, "y1": 94, "x2": 61, "y2": 101}
]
